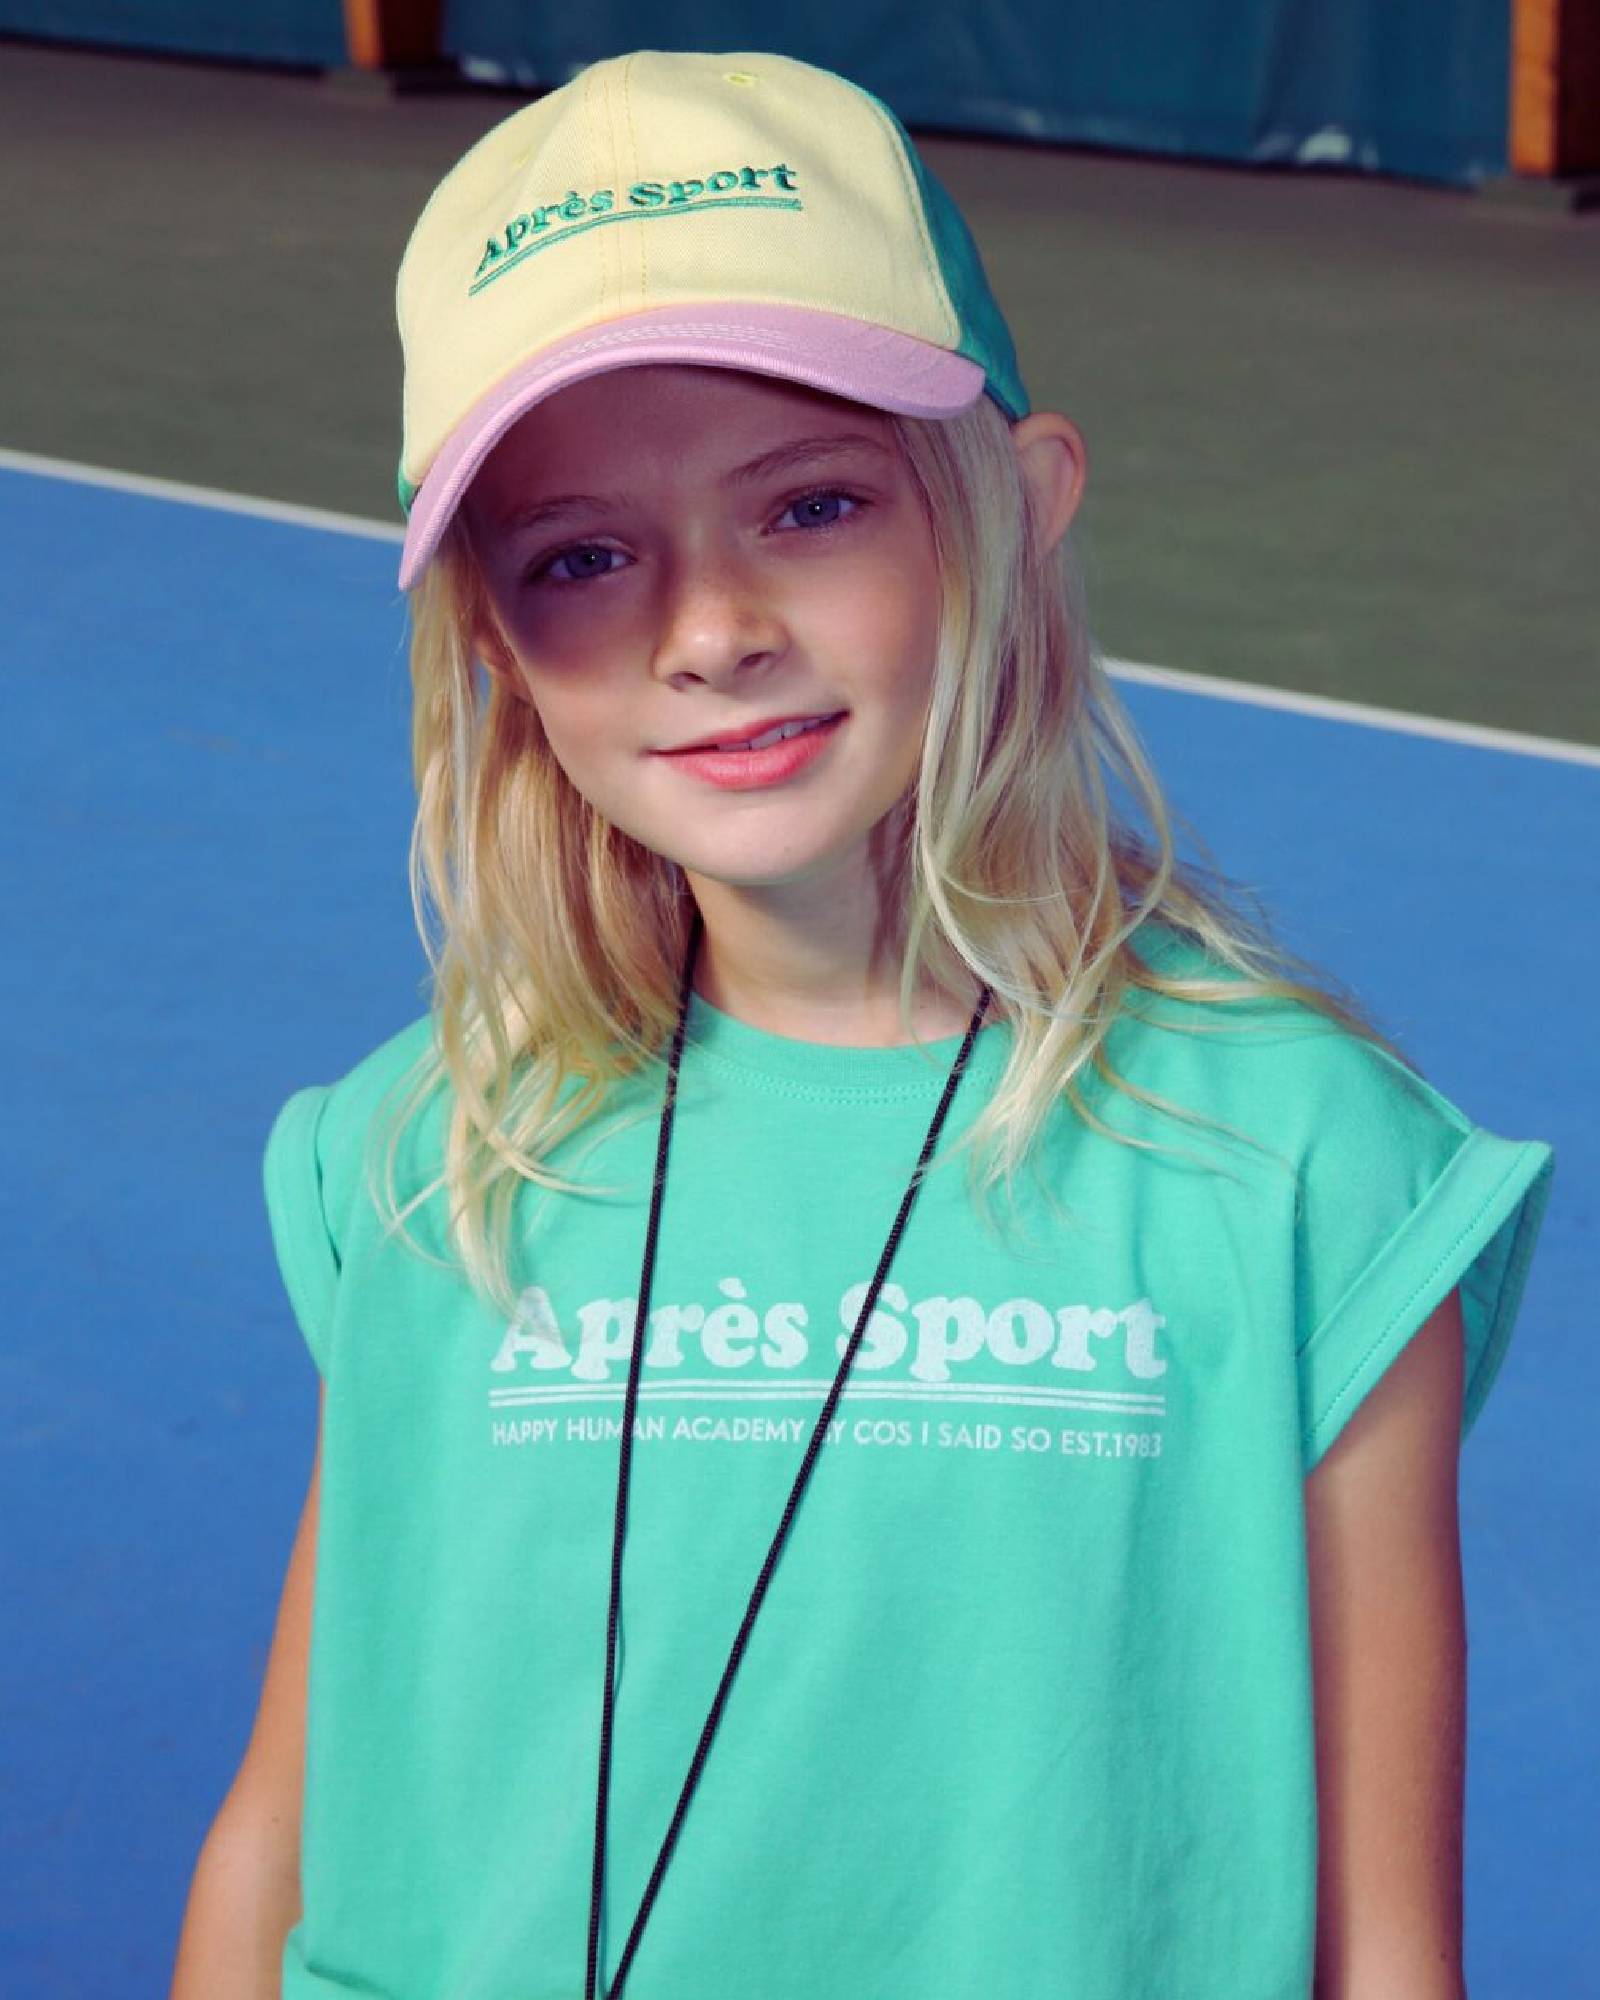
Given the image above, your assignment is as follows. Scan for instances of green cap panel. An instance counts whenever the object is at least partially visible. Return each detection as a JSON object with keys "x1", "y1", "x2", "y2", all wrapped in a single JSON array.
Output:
[{"x1": 847, "y1": 82, "x2": 1032, "y2": 423}]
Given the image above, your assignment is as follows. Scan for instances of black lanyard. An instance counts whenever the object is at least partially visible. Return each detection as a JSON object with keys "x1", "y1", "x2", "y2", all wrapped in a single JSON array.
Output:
[{"x1": 585, "y1": 905, "x2": 992, "y2": 1998}]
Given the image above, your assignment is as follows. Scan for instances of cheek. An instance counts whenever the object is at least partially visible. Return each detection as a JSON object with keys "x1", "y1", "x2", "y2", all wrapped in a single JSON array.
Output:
[
  {"x1": 494, "y1": 639, "x2": 611, "y2": 752},
  {"x1": 845, "y1": 571, "x2": 942, "y2": 715},
  {"x1": 520, "y1": 686, "x2": 617, "y2": 783}
]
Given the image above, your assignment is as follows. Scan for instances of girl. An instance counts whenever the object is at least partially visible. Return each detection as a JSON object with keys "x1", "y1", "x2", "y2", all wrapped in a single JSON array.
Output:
[{"x1": 171, "y1": 48, "x2": 1555, "y2": 2000}]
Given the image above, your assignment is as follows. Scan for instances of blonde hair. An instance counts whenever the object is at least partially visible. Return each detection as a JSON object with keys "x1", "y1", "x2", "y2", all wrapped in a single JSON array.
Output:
[{"x1": 372, "y1": 385, "x2": 1414, "y2": 1316}]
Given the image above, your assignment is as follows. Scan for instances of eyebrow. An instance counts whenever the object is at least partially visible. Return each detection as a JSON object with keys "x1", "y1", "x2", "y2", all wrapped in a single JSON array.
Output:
[{"x1": 493, "y1": 433, "x2": 896, "y2": 536}]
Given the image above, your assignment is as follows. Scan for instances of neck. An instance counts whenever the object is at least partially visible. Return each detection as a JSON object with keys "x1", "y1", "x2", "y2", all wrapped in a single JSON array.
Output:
[{"x1": 682, "y1": 870, "x2": 984, "y2": 1049}]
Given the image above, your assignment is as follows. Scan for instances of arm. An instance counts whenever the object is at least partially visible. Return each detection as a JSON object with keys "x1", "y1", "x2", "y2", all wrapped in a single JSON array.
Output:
[
  {"x1": 169, "y1": 1389, "x2": 322, "y2": 1999},
  {"x1": 1305, "y1": 1286, "x2": 1469, "y2": 2000}
]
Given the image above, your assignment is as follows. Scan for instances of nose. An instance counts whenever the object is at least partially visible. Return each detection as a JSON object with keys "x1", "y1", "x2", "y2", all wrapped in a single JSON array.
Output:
[{"x1": 648, "y1": 537, "x2": 787, "y2": 689}]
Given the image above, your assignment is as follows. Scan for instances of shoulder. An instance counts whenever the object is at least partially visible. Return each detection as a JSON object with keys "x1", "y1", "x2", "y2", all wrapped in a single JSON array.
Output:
[
  {"x1": 1111, "y1": 918, "x2": 1467, "y2": 1175},
  {"x1": 260, "y1": 1013, "x2": 444, "y2": 1374},
  {"x1": 267, "y1": 1012, "x2": 442, "y2": 1242},
  {"x1": 1117, "y1": 918, "x2": 1554, "y2": 1472},
  {"x1": 318, "y1": 1012, "x2": 440, "y2": 1139}
]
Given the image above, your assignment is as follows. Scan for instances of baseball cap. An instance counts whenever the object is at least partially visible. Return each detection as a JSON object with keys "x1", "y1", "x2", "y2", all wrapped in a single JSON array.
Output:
[{"x1": 394, "y1": 48, "x2": 1031, "y2": 590}]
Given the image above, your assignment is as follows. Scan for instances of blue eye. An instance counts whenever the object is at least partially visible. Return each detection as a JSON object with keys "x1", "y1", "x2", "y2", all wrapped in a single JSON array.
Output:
[
  {"x1": 533, "y1": 544, "x2": 627, "y2": 586},
  {"x1": 779, "y1": 487, "x2": 864, "y2": 532}
]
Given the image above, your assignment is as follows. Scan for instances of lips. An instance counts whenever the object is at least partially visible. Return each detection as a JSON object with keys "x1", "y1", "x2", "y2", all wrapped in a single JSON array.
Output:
[
  {"x1": 656, "y1": 709, "x2": 846, "y2": 789},
  {"x1": 661, "y1": 710, "x2": 845, "y2": 755}
]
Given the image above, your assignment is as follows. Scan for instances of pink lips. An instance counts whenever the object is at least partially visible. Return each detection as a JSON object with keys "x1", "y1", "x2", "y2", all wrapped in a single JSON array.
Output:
[{"x1": 655, "y1": 712, "x2": 846, "y2": 790}]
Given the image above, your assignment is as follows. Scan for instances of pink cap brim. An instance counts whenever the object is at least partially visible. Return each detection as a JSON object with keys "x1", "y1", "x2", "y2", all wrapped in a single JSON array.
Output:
[{"x1": 397, "y1": 302, "x2": 986, "y2": 590}]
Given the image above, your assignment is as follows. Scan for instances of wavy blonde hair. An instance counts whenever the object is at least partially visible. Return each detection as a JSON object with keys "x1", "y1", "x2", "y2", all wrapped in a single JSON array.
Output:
[{"x1": 371, "y1": 383, "x2": 1413, "y2": 1317}]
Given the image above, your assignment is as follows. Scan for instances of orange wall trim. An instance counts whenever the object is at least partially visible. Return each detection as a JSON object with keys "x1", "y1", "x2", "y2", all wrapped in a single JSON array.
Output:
[
  {"x1": 342, "y1": 0, "x2": 441, "y2": 70},
  {"x1": 1510, "y1": 0, "x2": 1560, "y2": 173},
  {"x1": 1510, "y1": 0, "x2": 1600, "y2": 176}
]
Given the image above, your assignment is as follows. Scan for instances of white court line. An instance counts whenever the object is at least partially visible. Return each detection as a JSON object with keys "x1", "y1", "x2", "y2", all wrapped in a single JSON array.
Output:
[
  {"x1": 0, "y1": 445, "x2": 405, "y2": 545},
  {"x1": 4, "y1": 444, "x2": 1598, "y2": 770},
  {"x1": 1109, "y1": 658, "x2": 1600, "y2": 770}
]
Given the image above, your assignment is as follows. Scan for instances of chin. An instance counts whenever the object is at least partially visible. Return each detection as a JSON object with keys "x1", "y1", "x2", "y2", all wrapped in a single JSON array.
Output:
[{"x1": 652, "y1": 822, "x2": 854, "y2": 877}]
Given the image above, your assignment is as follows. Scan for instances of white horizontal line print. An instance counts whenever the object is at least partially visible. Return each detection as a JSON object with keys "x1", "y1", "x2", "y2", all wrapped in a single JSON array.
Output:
[{"x1": 488, "y1": 1378, "x2": 1164, "y2": 1411}]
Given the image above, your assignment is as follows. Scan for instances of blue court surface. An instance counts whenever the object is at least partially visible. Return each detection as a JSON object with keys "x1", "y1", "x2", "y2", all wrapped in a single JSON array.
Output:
[{"x1": 3, "y1": 457, "x2": 1594, "y2": 1994}]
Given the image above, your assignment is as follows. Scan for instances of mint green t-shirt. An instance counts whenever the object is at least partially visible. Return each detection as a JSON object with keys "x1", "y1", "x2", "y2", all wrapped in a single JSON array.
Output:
[{"x1": 264, "y1": 930, "x2": 1554, "y2": 2000}]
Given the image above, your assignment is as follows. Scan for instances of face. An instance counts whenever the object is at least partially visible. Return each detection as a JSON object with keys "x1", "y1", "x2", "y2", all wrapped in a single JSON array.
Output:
[{"x1": 461, "y1": 364, "x2": 944, "y2": 921}]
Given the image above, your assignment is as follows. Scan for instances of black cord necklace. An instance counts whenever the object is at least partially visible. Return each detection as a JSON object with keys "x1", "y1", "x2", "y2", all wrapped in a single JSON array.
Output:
[{"x1": 585, "y1": 905, "x2": 993, "y2": 1999}]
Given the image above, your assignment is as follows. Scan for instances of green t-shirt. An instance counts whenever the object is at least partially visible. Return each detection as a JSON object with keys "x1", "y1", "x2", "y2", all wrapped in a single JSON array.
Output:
[{"x1": 264, "y1": 927, "x2": 1554, "y2": 1999}]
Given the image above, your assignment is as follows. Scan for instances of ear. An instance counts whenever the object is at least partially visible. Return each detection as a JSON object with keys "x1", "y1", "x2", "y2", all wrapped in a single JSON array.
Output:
[
  {"x1": 1011, "y1": 413, "x2": 1089, "y2": 558},
  {"x1": 471, "y1": 601, "x2": 530, "y2": 705}
]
